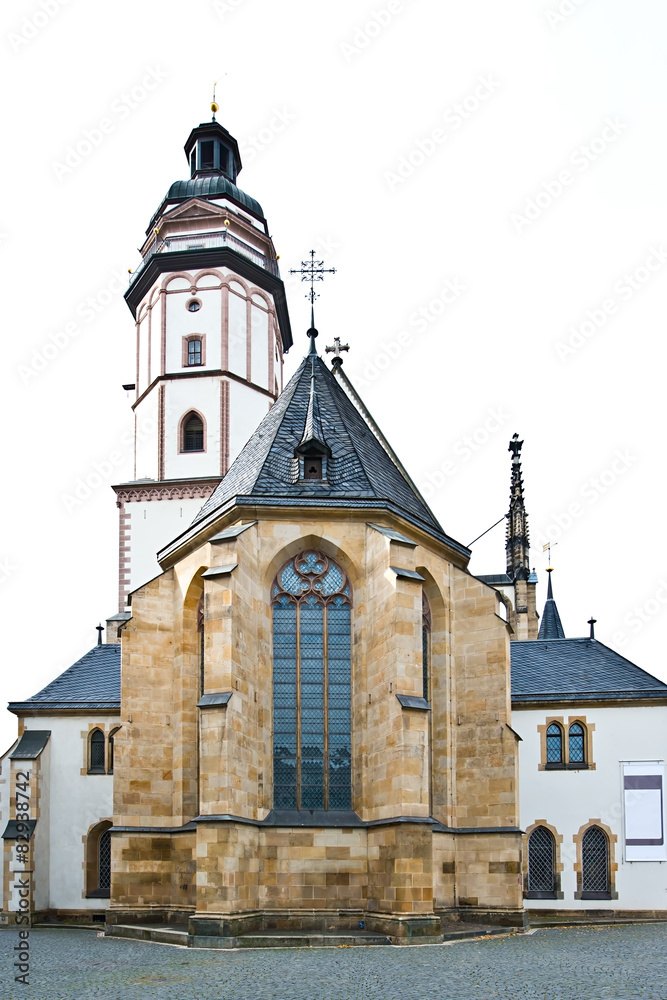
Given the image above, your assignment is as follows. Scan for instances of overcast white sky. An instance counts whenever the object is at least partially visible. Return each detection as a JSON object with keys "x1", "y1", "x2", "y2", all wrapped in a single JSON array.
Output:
[{"x1": 2, "y1": 0, "x2": 666, "y2": 753}]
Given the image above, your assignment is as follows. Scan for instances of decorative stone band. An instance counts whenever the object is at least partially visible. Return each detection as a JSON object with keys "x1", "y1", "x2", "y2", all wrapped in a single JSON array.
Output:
[
  {"x1": 109, "y1": 815, "x2": 523, "y2": 833},
  {"x1": 112, "y1": 479, "x2": 220, "y2": 505}
]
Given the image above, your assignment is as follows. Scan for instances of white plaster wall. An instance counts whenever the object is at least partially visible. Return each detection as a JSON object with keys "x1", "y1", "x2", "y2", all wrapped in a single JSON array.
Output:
[
  {"x1": 127, "y1": 497, "x2": 207, "y2": 594},
  {"x1": 39, "y1": 717, "x2": 118, "y2": 910},
  {"x1": 137, "y1": 312, "x2": 149, "y2": 396},
  {"x1": 251, "y1": 305, "x2": 269, "y2": 389},
  {"x1": 150, "y1": 294, "x2": 163, "y2": 384},
  {"x1": 228, "y1": 291, "x2": 247, "y2": 378},
  {"x1": 164, "y1": 378, "x2": 221, "y2": 480},
  {"x1": 133, "y1": 393, "x2": 159, "y2": 481},
  {"x1": 165, "y1": 287, "x2": 222, "y2": 374},
  {"x1": 229, "y1": 380, "x2": 272, "y2": 465},
  {"x1": 516, "y1": 704, "x2": 667, "y2": 910}
]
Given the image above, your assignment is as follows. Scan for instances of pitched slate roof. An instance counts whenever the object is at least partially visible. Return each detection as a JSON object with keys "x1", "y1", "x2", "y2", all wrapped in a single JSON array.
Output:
[
  {"x1": 7, "y1": 645, "x2": 121, "y2": 713},
  {"x1": 537, "y1": 569, "x2": 565, "y2": 640},
  {"x1": 159, "y1": 348, "x2": 468, "y2": 560},
  {"x1": 511, "y1": 638, "x2": 667, "y2": 703}
]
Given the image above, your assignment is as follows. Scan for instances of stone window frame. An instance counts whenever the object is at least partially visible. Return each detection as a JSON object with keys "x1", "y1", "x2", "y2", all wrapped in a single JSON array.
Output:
[
  {"x1": 537, "y1": 715, "x2": 595, "y2": 771},
  {"x1": 179, "y1": 409, "x2": 207, "y2": 454},
  {"x1": 523, "y1": 820, "x2": 564, "y2": 900},
  {"x1": 573, "y1": 819, "x2": 618, "y2": 900},
  {"x1": 81, "y1": 724, "x2": 117, "y2": 776},
  {"x1": 87, "y1": 727, "x2": 106, "y2": 775},
  {"x1": 182, "y1": 333, "x2": 206, "y2": 367},
  {"x1": 107, "y1": 726, "x2": 121, "y2": 775},
  {"x1": 82, "y1": 819, "x2": 113, "y2": 899}
]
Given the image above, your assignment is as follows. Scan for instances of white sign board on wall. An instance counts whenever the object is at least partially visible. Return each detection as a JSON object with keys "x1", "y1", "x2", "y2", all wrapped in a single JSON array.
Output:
[{"x1": 623, "y1": 762, "x2": 666, "y2": 862}]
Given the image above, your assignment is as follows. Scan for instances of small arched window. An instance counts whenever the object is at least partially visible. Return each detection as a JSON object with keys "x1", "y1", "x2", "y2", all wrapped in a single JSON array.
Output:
[
  {"x1": 528, "y1": 826, "x2": 556, "y2": 895},
  {"x1": 85, "y1": 820, "x2": 112, "y2": 898},
  {"x1": 88, "y1": 729, "x2": 105, "y2": 773},
  {"x1": 546, "y1": 723, "x2": 563, "y2": 765},
  {"x1": 568, "y1": 722, "x2": 585, "y2": 764},
  {"x1": 582, "y1": 826, "x2": 609, "y2": 894},
  {"x1": 182, "y1": 412, "x2": 204, "y2": 452},
  {"x1": 422, "y1": 593, "x2": 431, "y2": 701},
  {"x1": 107, "y1": 727, "x2": 120, "y2": 774}
]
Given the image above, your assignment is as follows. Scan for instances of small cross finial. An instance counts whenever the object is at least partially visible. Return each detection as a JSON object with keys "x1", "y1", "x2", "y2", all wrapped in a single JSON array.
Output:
[
  {"x1": 96, "y1": 623, "x2": 104, "y2": 646},
  {"x1": 325, "y1": 337, "x2": 350, "y2": 366},
  {"x1": 588, "y1": 616, "x2": 597, "y2": 640},
  {"x1": 290, "y1": 250, "x2": 336, "y2": 347}
]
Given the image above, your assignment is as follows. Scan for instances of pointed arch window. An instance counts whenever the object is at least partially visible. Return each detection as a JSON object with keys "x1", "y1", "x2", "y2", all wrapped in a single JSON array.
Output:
[
  {"x1": 527, "y1": 826, "x2": 556, "y2": 896},
  {"x1": 98, "y1": 829, "x2": 111, "y2": 890},
  {"x1": 272, "y1": 550, "x2": 352, "y2": 811},
  {"x1": 88, "y1": 729, "x2": 106, "y2": 774},
  {"x1": 568, "y1": 722, "x2": 585, "y2": 764},
  {"x1": 422, "y1": 593, "x2": 431, "y2": 701},
  {"x1": 582, "y1": 826, "x2": 609, "y2": 895},
  {"x1": 546, "y1": 723, "x2": 564, "y2": 766},
  {"x1": 181, "y1": 412, "x2": 204, "y2": 452}
]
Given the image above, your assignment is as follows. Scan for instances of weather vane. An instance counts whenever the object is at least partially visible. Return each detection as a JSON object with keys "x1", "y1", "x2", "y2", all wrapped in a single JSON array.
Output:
[{"x1": 290, "y1": 250, "x2": 336, "y2": 340}]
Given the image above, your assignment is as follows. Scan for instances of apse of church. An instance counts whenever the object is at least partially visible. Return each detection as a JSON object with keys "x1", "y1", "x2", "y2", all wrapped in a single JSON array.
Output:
[{"x1": 110, "y1": 351, "x2": 524, "y2": 943}]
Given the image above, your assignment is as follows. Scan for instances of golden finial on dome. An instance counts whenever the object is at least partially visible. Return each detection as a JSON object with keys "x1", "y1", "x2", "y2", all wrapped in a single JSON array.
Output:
[{"x1": 211, "y1": 81, "x2": 219, "y2": 120}]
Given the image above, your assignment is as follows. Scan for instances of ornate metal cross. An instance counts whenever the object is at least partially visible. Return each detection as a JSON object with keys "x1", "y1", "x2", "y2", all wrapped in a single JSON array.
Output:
[{"x1": 290, "y1": 250, "x2": 336, "y2": 306}]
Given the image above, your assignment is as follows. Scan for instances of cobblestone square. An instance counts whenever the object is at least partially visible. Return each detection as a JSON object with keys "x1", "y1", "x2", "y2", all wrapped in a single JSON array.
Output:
[{"x1": 2, "y1": 924, "x2": 667, "y2": 999}]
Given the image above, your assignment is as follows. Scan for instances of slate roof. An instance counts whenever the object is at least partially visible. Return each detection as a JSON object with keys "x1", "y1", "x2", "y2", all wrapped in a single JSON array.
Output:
[
  {"x1": 511, "y1": 638, "x2": 667, "y2": 703},
  {"x1": 149, "y1": 174, "x2": 264, "y2": 232},
  {"x1": 7, "y1": 645, "x2": 121, "y2": 713},
  {"x1": 159, "y1": 348, "x2": 468, "y2": 560}
]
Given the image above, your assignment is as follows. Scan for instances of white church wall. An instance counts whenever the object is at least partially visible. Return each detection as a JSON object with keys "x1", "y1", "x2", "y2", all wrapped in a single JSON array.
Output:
[
  {"x1": 228, "y1": 289, "x2": 247, "y2": 379},
  {"x1": 516, "y1": 703, "x2": 667, "y2": 910},
  {"x1": 126, "y1": 498, "x2": 206, "y2": 595},
  {"x1": 149, "y1": 293, "x2": 163, "y2": 386},
  {"x1": 32, "y1": 742, "x2": 50, "y2": 912},
  {"x1": 165, "y1": 287, "x2": 222, "y2": 374},
  {"x1": 228, "y1": 380, "x2": 272, "y2": 466},
  {"x1": 250, "y1": 304, "x2": 269, "y2": 389},
  {"x1": 137, "y1": 311, "x2": 149, "y2": 396},
  {"x1": 133, "y1": 393, "x2": 159, "y2": 481},
  {"x1": 41, "y1": 716, "x2": 116, "y2": 910},
  {"x1": 164, "y1": 378, "x2": 221, "y2": 480}
]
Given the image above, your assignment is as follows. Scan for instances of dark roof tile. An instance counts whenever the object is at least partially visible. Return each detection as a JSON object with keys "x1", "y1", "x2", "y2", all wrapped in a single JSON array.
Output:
[{"x1": 8, "y1": 645, "x2": 120, "y2": 712}]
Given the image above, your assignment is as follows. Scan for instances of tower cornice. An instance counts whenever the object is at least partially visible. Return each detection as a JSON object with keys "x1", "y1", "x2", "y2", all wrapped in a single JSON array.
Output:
[{"x1": 124, "y1": 245, "x2": 293, "y2": 351}]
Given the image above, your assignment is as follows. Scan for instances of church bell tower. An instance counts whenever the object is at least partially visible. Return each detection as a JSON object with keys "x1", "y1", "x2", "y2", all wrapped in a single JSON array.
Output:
[{"x1": 112, "y1": 108, "x2": 293, "y2": 610}]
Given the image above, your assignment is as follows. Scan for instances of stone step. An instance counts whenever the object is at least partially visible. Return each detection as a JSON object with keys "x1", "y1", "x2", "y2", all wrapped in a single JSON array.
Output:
[
  {"x1": 237, "y1": 930, "x2": 392, "y2": 948},
  {"x1": 108, "y1": 924, "x2": 189, "y2": 947}
]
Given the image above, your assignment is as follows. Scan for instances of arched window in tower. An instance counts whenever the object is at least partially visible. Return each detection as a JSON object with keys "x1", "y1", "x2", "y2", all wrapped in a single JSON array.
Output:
[
  {"x1": 546, "y1": 723, "x2": 564, "y2": 765},
  {"x1": 528, "y1": 826, "x2": 556, "y2": 894},
  {"x1": 88, "y1": 729, "x2": 105, "y2": 774},
  {"x1": 568, "y1": 722, "x2": 586, "y2": 764},
  {"x1": 188, "y1": 339, "x2": 202, "y2": 365},
  {"x1": 272, "y1": 551, "x2": 352, "y2": 811},
  {"x1": 181, "y1": 412, "x2": 204, "y2": 452},
  {"x1": 582, "y1": 826, "x2": 609, "y2": 894},
  {"x1": 422, "y1": 593, "x2": 431, "y2": 701}
]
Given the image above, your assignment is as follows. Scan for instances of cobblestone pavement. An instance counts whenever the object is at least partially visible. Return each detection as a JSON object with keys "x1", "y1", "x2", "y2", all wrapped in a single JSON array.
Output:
[{"x1": 2, "y1": 924, "x2": 667, "y2": 999}]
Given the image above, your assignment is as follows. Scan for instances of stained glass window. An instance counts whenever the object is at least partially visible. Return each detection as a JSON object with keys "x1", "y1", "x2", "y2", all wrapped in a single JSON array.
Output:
[
  {"x1": 528, "y1": 826, "x2": 555, "y2": 893},
  {"x1": 582, "y1": 826, "x2": 609, "y2": 892},
  {"x1": 272, "y1": 550, "x2": 352, "y2": 810},
  {"x1": 546, "y1": 723, "x2": 563, "y2": 764},
  {"x1": 569, "y1": 722, "x2": 585, "y2": 764}
]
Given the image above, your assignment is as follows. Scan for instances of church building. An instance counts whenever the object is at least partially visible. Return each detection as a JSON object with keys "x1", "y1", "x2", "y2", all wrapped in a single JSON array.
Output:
[{"x1": 2, "y1": 108, "x2": 666, "y2": 946}]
